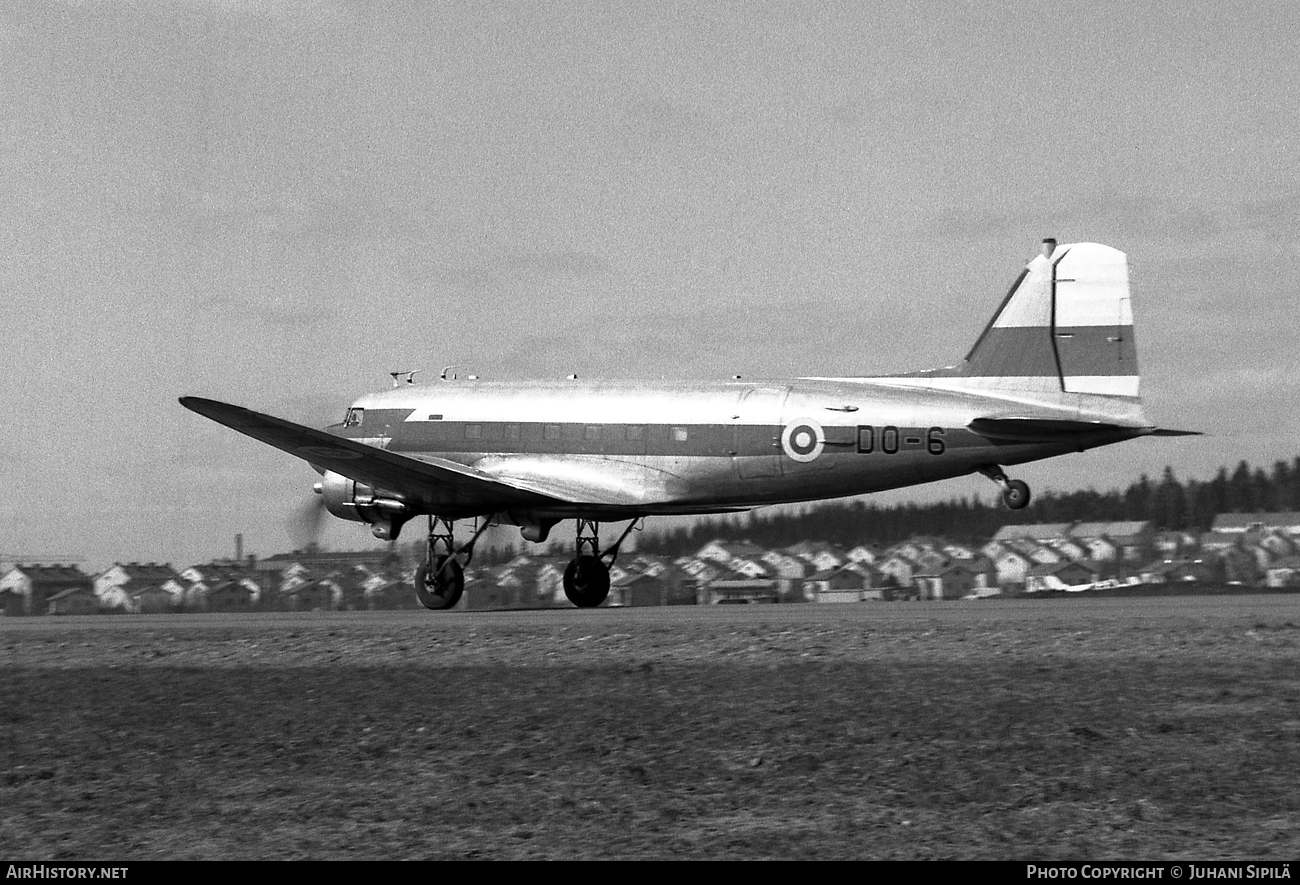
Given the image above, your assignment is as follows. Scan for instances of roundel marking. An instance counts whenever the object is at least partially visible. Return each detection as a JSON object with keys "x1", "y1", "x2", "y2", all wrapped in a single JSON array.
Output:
[{"x1": 781, "y1": 418, "x2": 825, "y2": 462}]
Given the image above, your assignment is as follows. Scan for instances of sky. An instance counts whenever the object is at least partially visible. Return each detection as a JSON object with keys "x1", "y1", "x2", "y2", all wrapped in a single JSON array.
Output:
[{"x1": 3, "y1": 1, "x2": 1298, "y2": 570}]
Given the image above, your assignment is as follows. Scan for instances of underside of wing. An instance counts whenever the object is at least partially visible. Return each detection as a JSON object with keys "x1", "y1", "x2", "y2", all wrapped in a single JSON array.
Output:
[{"x1": 179, "y1": 397, "x2": 573, "y2": 513}]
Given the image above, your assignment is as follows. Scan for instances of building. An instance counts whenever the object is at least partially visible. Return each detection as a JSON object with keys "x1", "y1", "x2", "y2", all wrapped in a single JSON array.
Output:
[
  {"x1": 801, "y1": 564, "x2": 882, "y2": 603},
  {"x1": 912, "y1": 558, "x2": 994, "y2": 600},
  {"x1": 0, "y1": 565, "x2": 94, "y2": 616},
  {"x1": 611, "y1": 567, "x2": 698, "y2": 606},
  {"x1": 94, "y1": 563, "x2": 186, "y2": 613},
  {"x1": 704, "y1": 566, "x2": 778, "y2": 604}
]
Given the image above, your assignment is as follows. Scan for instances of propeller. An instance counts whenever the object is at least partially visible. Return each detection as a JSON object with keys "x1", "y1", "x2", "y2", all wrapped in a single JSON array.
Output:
[{"x1": 287, "y1": 490, "x2": 330, "y2": 551}]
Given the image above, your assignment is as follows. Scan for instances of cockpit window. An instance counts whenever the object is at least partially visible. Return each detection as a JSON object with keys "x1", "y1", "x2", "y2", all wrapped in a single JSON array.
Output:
[{"x1": 343, "y1": 408, "x2": 364, "y2": 427}]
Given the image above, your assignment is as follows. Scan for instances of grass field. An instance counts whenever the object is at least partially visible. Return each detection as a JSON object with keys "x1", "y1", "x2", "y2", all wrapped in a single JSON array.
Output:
[{"x1": 3, "y1": 598, "x2": 1299, "y2": 860}]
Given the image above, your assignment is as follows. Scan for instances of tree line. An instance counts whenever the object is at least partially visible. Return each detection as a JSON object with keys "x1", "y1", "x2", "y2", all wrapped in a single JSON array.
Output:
[{"x1": 647, "y1": 456, "x2": 1300, "y2": 556}]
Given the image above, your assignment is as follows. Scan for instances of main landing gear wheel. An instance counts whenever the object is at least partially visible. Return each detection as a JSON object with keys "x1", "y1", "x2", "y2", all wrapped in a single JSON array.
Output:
[
  {"x1": 978, "y1": 465, "x2": 1032, "y2": 511},
  {"x1": 563, "y1": 555, "x2": 610, "y2": 608},
  {"x1": 414, "y1": 555, "x2": 464, "y2": 610},
  {"x1": 1002, "y1": 479, "x2": 1031, "y2": 510}
]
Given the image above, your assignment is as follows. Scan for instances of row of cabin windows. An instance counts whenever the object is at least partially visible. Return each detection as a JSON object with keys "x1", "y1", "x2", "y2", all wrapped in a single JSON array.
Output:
[
  {"x1": 460, "y1": 423, "x2": 688, "y2": 442},
  {"x1": 343, "y1": 410, "x2": 692, "y2": 444}
]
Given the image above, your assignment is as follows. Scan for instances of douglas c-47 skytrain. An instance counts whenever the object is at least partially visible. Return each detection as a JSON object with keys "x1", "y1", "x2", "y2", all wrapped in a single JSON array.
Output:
[{"x1": 182, "y1": 239, "x2": 1195, "y2": 609}]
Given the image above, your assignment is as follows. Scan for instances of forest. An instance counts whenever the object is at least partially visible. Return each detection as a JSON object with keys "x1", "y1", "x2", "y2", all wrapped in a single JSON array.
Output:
[{"x1": 646, "y1": 456, "x2": 1300, "y2": 556}]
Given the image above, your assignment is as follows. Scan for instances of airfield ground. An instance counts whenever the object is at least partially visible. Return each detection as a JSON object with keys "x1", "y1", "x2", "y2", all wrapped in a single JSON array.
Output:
[{"x1": 3, "y1": 597, "x2": 1299, "y2": 860}]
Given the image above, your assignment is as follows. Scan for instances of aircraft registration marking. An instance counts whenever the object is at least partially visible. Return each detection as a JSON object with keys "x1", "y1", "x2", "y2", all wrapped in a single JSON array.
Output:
[{"x1": 856, "y1": 426, "x2": 947, "y2": 456}]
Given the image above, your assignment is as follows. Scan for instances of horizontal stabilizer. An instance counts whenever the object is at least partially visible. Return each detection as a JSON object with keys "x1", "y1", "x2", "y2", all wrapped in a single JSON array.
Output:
[
  {"x1": 1148, "y1": 428, "x2": 1203, "y2": 437},
  {"x1": 967, "y1": 417, "x2": 1150, "y2": 442}
]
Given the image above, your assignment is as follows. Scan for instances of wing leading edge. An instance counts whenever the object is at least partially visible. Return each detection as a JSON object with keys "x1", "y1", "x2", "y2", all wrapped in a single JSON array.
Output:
[{"x1": 178, "y1": 396, "x2": 572, "y2": 514}]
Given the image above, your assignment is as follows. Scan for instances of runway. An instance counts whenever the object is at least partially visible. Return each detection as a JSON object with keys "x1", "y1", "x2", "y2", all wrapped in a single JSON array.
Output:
[{"x1": 4, "y1": 591, "x2": 1298, "y2": 633}]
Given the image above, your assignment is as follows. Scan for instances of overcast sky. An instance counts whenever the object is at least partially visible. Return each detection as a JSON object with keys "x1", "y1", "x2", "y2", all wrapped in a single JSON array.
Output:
[{"x1": 3, "y1": 1, "x2": 1298, "y2": 569}]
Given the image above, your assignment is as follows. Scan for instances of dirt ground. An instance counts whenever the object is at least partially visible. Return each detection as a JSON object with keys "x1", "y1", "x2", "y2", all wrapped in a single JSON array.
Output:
[{"x1": 3, "y1": 598, "x2": 1299, "y2": 860}]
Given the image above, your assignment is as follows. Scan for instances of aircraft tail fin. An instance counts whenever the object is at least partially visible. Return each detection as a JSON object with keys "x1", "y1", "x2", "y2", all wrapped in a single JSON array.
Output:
[{"x1": 957, "y1": 240, "x2": 1139, "y2": 399}]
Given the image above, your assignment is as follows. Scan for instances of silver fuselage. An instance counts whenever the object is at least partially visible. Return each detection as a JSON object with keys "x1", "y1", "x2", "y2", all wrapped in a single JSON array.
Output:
[{"x1": 333, "y1": 377, "x2": 1146, "y2": 521}]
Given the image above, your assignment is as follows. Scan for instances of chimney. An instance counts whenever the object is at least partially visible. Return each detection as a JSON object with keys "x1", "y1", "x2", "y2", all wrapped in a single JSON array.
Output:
[
  {"x1": 235, "y1": 533, "x2": 243, "y2": 562},
  {"x1": 1040, "y1": 238, "x2": 1057, "y2": 259}
]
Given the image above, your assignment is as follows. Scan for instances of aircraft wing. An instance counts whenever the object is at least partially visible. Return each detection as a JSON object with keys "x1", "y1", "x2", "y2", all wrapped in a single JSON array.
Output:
[{"x1": 179, "y1": 396, "x2": 576, "y2": 513}]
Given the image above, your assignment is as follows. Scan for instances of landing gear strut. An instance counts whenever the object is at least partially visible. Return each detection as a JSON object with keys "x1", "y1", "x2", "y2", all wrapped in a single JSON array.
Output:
[
  {"x1": 413, "y1": 515, "x2": 493, "y2": 610},
  {"x1": 978, "y1": 465, "x2": 1031, "y2": 510},
  {"x1": 562, "y1": 519, "x2": 641, "y2": 608}
]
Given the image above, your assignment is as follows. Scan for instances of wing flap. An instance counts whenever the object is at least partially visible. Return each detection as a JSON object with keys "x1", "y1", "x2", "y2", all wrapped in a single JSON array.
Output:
[{"x1": 179, "y1": 397, "x2": 573, "y2": 512}]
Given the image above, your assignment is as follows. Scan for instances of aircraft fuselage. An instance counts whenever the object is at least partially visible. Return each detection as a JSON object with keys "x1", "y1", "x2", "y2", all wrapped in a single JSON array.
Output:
[{"x1": 332, "y1": 377, "x2": 1144, "y2": 520}]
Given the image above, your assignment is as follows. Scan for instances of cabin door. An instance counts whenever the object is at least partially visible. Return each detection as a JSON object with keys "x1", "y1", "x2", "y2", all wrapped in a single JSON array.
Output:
[{"x1": 732, "y1": 387, "x2": 788, "y2": 479}]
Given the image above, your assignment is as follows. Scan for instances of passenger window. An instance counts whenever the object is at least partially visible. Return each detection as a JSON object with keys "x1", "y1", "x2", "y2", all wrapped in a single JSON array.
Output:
[
  {"x1": 627, "y1": 425, "x2": 644, "y2": 441},
  {"x1": 544, "y1": 424, "x2": 561, "y2": 440},
  {"x1": 585, "y1": 425, "x2": 601, "y2": 441},
  {"x1": 465, "y1": 424, "x2": 482, "y2": 440},
  {"x1": 673, "y1": 427, "x2": 688, "y2": 442},
  {"x1": 506, "y1": 424, "x2": 521, "y2": 440}
]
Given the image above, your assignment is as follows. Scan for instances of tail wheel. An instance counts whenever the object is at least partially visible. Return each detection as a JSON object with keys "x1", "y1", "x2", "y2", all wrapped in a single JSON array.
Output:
[
  {"x1": 414, "y1": 555, "x2": 464, "y2": 610},
  {"x1": 1003, "y1": 479, "x2": 1031, "y2": 510},
  {"x1": 563, "y1": 555, "x2": 610, "y2": 608}
]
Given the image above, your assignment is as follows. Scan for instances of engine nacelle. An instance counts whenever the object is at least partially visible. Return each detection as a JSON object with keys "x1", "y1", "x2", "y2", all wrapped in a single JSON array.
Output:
[
  {"x1": 313, "y1": 471, "x2": 413, "y2": 540},
  {"x1": 501, "y1": 511, "x2": 561, "y2": 543}
]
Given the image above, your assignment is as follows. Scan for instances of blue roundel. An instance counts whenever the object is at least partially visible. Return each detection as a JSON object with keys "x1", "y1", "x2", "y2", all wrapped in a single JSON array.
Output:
[{"x1": 781, "y1": 419, "x2": 824, "y2": 462}]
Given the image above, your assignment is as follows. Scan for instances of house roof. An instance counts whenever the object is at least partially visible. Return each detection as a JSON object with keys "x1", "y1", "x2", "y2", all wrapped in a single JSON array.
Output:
[
  {"x1": 3, "y1": 564, "x2": 92, "y2": 585},
  {"x1": 804, "y1": 563, "x2": 873, "y2": 582},
  {"x1": 700, "y1": 538, "x2": 768, "y2": 559},
  {"x1": 1069, "y1": 521, "x2": 1152, "y2": 540},
  {"x1": 186, "y1": 563, "x2": 264, "y2": 586},
  {"x1": 105, "y1": 562, "x2": 181, "y2": 582},
  {"x1": 993, "y1": 523, "x2": 1073, "y2": 542}
]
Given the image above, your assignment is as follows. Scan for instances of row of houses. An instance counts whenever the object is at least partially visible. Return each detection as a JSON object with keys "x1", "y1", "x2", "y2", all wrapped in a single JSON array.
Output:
[
  {"x1": 0, "y1": 552, "x2": 418, "y2": 617},
  {"x1": 5, "y1": 512, "x2": 1300, "y2": 615}
]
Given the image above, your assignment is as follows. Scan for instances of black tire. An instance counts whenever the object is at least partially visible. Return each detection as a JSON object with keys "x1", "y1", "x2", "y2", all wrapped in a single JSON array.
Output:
[
  {"x1": 414, "y1": 555, "x2": 464, "y2": 610},
  {"x1": 1003, "y1": 479, "x2": 1031, "y2": 510},
  {"x1": 562, "y1": 555, "x2": 611, "y2": 608}
]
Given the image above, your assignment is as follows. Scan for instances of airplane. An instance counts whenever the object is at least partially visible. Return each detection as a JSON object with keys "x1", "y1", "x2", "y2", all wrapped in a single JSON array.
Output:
[{"x1": 181, "y1": 238, "x2": 1195, "y2": 610}]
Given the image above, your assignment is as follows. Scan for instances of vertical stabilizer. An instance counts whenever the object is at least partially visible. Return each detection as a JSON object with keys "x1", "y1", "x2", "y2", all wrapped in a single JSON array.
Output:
[{"x1": 961, "y1": 241, "x2": 1139, "y2": 399}]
